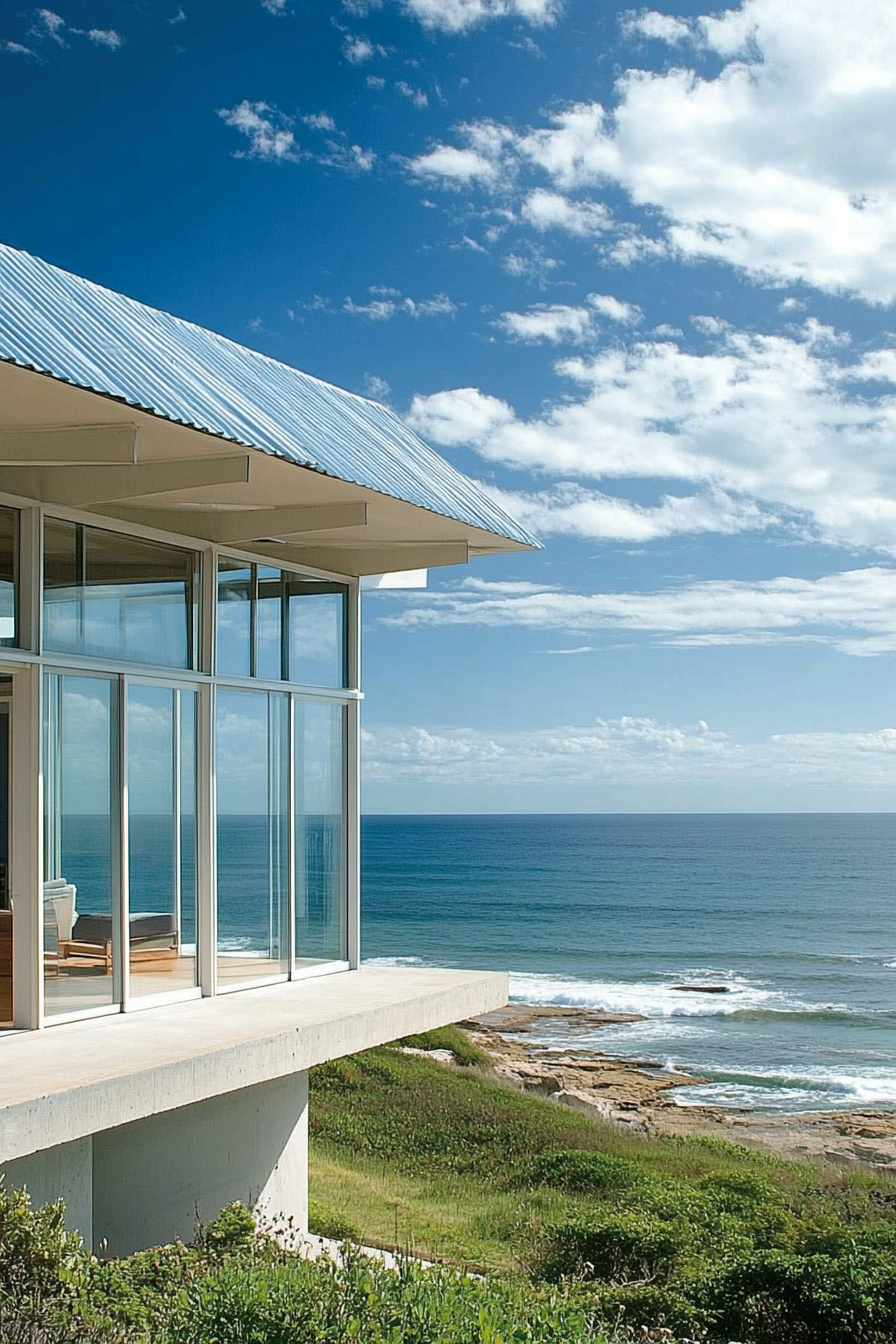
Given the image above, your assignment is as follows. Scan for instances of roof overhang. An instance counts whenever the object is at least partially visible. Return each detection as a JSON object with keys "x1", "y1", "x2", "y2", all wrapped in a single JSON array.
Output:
[{"x1": 0, "y1": 361, "x2": 532, "y2": 577}]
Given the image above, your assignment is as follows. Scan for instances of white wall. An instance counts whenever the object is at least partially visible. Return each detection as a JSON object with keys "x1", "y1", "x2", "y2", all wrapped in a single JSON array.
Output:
[
  {"x1": 1, "y1": 1136, "x2": 93, "y2": 1239},
  {"x1": 93, "y1": 1070, "x2": 308, "y2": 1255}
]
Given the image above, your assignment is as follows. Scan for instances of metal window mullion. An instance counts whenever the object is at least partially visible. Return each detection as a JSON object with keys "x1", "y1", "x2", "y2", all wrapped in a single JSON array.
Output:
[
  {"x1": 250, "y1": 564, "x2": 259, "y2": 680},
  {"x1": 116, "y1": 675, "x2": 129, "y2": 1010},
  {"x1": 172, "y1": 688, "x2": 182, "y2": 971},
  {"x1": 197, "y1": 680, "x2": 216, "y2": 996},
  {"x1": 345, "y1": 700, "x2": 360, "y2": 969},
  {"x1": 287, "y1": 695, "x2": 296, "y2": 976},
  {"x1": 11, "y1": 662, "x2": 43, "y2": 1028}
]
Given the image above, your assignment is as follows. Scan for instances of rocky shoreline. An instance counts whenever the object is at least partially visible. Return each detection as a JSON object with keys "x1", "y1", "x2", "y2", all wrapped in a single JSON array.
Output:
[{"x1": 462, "y1": 1004, "x2": 896, "y2": 1171}]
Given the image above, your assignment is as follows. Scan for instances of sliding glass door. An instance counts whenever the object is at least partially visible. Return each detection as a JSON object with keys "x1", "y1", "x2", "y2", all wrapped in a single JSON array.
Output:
[
  {"x1": 43, "y1": 673, "x2": 119, "y2": 1018},
  {"x1": 215, "y1": 689, "x2": 290, "y2": 988},
  {"x1": 126, "y1": 684, "x2": 198, "y2": 999}
]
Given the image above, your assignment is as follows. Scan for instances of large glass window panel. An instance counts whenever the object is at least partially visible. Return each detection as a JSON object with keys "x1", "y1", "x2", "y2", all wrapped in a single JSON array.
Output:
[
  {"x1": 287, "y1": 580, "x2": 346, "y2": 688},
  {"x1": 216, "y1": 689, "x2": 289, "y2": 986},
  {"x1": 256, "y1": 567, "x2": 285, "y2": 682},
  {"x1": 126, "y1": 684, "x2": 197, "y2": 999},
  {"x1": 216, "y1": 559, "x2": 252, "y2": 677},
  {"x1": 43, "y1": 674, "x2": 118, "y2": 1017},
  {"x1": 43, "y1": 521, "x2": 194, "y2": 668},
  {"x1": 0, "y1": 508, "x2": 18, "y2": 647},
  {"x1": 295, "y1": 700, "x2": 346, "y2": 965}
]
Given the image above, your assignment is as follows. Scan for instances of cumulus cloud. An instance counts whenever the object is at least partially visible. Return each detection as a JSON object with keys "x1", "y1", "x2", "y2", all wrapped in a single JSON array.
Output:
[
  {"x1": 409, "y1": 1, "x2": 896, "y2": 302},
  {"x1": 407, "y1": 321, "x2": 896, "y2": 554},
  {"x1": 218, "y1": 101, "x2": 374, "y2": 171},
  {"x1": 396, "y1": 80, "x2": 428, "y2": 108},
  {"x1": 481, "y1": 483, "x2": 771, "y2": 541},
  {"x1": 344, "y1": 288, "x2": 457, "y2": 319},
  {"x1": 496, "y1": 303, "x2": 595, "y2": 344},
  {"x1": 361, "y1": 716, "x2": 896, "y2": 792},
  {"x1": 399, "y1": 0, "x2": 562, "y2": 35},
  {"x1": 24, "y1": 9, "x2": 124, "y2": 50},
  {"x1": 407, "y1": 386, "x2": 515, "y2": 446},
  {"x1": 519, "y1": 188, "x2": 612, "y2": 236},
  {"x1": 407, "y1": 121, "x2": 516, "y2": 187},
  {"x1": 379, "y1": 566, "x2": 896, "y2": 657}
]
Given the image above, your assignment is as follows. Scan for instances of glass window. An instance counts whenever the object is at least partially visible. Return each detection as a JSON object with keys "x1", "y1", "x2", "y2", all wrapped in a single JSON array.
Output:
[
  {"x1": 295, "y1": 701, "x2": 346, "y2": 965},
  {"x1": 126, "y1": 684, "x2": 197, "y2": 999},
  {"x1": 0, "y1": 508, "x2": 17, "y2": 647},
  {"x1": 287, "y1": 579, "x2": 346, "y2": 688},
  {"x1": 216, "y1": 559, "x2": 252, "y2": 677},
  {"x1": 216, "y1": 689, "x2": 289, "y2": 987},
  {"x1": 43, "y1": 520, "x2": 195, "y2": 668},
  {"x1": 216, "y1": 557, "x2": 347, "y2": 687},
  {"x1": 257, "y1": 567, "x2": 285, "y2": 681},
  {"x1": 43, "y1": 674, "x2": 118, "y2": 1017}
]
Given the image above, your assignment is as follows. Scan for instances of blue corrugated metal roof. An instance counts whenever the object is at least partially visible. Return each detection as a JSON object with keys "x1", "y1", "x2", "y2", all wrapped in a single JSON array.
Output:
[{"x1": 0, "y1": 244, "x2": 538, "y2": 548}]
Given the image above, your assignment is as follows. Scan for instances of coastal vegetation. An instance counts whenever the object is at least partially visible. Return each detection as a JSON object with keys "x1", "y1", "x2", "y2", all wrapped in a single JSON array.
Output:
[{"x1": 3, "y1": 1027, "x2": 896, "y2": 1342}]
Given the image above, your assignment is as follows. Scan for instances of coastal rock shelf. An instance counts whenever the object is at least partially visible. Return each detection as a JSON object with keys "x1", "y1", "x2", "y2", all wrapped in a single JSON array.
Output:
[{"x1": 463, "y1": 1005, "x2": 896, "y2": 1171}]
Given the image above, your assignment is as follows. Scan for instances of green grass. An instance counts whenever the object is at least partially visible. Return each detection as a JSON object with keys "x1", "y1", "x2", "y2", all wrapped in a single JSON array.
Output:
[{"x1": 308, "y1": 1040, "x2": 896, "y2": 1341}]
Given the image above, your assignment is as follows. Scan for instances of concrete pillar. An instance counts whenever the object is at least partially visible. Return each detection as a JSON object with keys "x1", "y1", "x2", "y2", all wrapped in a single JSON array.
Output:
[
  {"x1": 0, "y1": 1136, "x2": 93, "y2": 1240},
  {"x1": 92, "y1": 1070, "x2": 308, "y2": 1255}
]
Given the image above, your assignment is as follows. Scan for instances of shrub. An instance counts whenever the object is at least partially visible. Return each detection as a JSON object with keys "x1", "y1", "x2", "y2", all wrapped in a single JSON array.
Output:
[
  {"x1": 397, "y1": 1026, "x2": 489, "y2": 1068},
  {"x1": 709, "y1": 1245, "x2": 896, "y2": 1344},
  {"x1": 535, "y1": 1213, "x2": 686, "y2": 1284},
  {"x1": 195, "y1": 1201, "x2": 256, "y2": 1252},
  {"x1": 0, "y1": 1184, "x2": 117, "y2": 1343},
  {"x1": 308, "y1": 1200, "x2": 362, "y2": 1243},
  {"x1": 520, "y1": 1150, "x2": 640, "y2": 1194}
]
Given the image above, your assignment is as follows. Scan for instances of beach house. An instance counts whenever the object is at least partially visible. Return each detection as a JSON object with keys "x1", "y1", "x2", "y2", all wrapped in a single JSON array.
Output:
[{"x1": 0, "y1": 243, "x2": 534, "y2": 1253}]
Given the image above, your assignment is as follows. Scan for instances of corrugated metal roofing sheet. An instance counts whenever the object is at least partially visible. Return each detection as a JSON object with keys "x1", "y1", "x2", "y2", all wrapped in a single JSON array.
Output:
[{"x1": 0, "y1": 244, "x2": 538, "y2": 548}]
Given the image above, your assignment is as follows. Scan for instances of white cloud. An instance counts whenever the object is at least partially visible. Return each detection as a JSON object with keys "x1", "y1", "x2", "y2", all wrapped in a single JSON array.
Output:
[
  {"x1": 399, "y1": 0, "x2": 561, "y2": 35},
  {"x1": 396, "y1": 80, "x2": 428, "y2": 108},
  {"x1": 361, "y1": 716, "x2": 896, "y2": 791},
  {"x1": 33, "y1": 9, "x2": 66, "y2": 43},
  {"x1": 502, "y1": 249, "x2": 561, "y2": 282},
  {"x1": 2, "y1": 40, "x2": 36, "y2": 55},
  {"x1": 218, "y1": 101, "x2": 297, "y2": 161},
  {"x1": 520, "y1": 188, "x2": 612, "y2": 236},
  {"x1": 407, "y1": 322, "x2": 896, "y2": 554},
  {"x1": 363, "y1": 373, "x2": 392, "y2": 400},
  {"x1": 496, "y1": 303, "x2": 594, "y2": 344},
  {"x1": 409, "y1": 2, "x2": 896, "y2": 302},
  {"x1": 407, "y1": 121, "x2": 515, "y2": 187},
  {"x1": 380, "y1": 566, "x2": 896, "y2": 657},
  {"x1": 588, "y1": 293, "x2": 641, "y2": 324},
  {"x1": 79, "y1": 26, "x2": 123, "y2": 47},
  {"x1": 520, "y1": 0, "x2": 896, "y2": 302},
  {"x1": 219, "y1": 102, "x2": 374, "y2": 171},
  {"x1": 218, "y1": 101, "x2": 298, "y2": 161},
  {"x1": 366, "y1": 74, "x2": 385, "y2": 89},
  {"x1": 621, "y1": 8, "x2": 692, "y2": 43},
  {"x1": 407, "y1": 386, "x2": 515, "y2": 446},
  {"x1": 344, "y1": 33, "x2": 386, "y2": 61},
  {"x1": 481, "y1": 483, "x2": 771, "y2": 541},
  {"x1": 260, "y1": 0, "x2": 287, "y2": 12},
  {"x1": 344, "y1": 289, "x2": 457, "y2": 319}
]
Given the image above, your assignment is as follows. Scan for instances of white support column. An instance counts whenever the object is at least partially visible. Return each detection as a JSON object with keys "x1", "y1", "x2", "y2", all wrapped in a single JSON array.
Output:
[
  {"x1": 345, "y1": 582, "x2": 361, "y2": 969},
  {"x1": 197, "y1": 681, "x2": 216, "y2": 996},
  {"x1": 287, "y1": 695, "x2": 296, "y2": 977},
  {"x1": 10, "y1": 662, "x2": 42, "y2": 1029}
]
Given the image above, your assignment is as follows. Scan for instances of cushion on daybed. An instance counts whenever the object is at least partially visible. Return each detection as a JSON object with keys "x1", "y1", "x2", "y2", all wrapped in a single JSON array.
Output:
[{"x1": 72, "y1": 912, "x2": 177, "y2": 945}]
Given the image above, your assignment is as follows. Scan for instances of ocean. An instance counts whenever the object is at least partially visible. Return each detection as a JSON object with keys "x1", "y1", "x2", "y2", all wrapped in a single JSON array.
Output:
[{"x1": 361, "y1": 813, "x2": 896, "y2": 1115}]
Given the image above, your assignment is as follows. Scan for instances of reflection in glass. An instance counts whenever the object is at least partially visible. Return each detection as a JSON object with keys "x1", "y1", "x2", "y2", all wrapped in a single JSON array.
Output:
[
  {"x1": 127, "y1": 684, "x2": 197, "y2": 998},
  {"x1": 257, "y1": 567, "x2": 284, "y2": 681},
  {"x1": 295, "y1": 701, "x2": 346, "y2": 965},
  {"x1": 216, "y1": 689, "x2": 289, "y2": 987},
  {"x1": 0, "y1": 508, "x2": 17, "y2": 646},
  {"x1": 43, "y1": 674, "x2": 118, "y2": 1016},
  {"x1": 288, "y1": 582, "x2": 346, "y2": 688},
  {"x1": 216, "y1": 558, "x2": 347, "y2": 688},
  {"x1": 216, "y1": 559, "x2": 253, "y2": 677},
  {"x1": 43, "y1": 520, "x2": 194, "y2": 667}
]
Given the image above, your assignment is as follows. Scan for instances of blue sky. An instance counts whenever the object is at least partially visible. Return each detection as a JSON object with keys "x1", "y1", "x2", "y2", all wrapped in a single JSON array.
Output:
[{"x1": 3, "y1": 0, "x2": 896, "y2": 812}]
